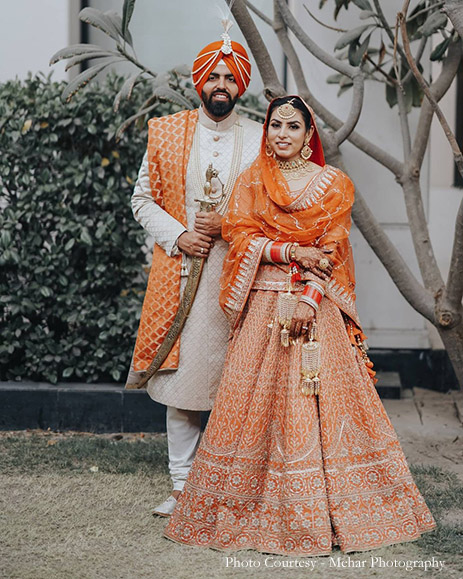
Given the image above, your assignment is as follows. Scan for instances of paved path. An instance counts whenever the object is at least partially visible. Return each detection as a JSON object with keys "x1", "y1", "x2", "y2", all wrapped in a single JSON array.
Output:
[{"x1": 383, "y1": 388, "x2": 463, "y2": 480}]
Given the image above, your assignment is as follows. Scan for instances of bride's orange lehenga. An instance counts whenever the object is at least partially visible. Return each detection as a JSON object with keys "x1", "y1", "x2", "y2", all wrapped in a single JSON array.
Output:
[{"x1": 164, "y1": 100, "x2": 436, "y2": 556}]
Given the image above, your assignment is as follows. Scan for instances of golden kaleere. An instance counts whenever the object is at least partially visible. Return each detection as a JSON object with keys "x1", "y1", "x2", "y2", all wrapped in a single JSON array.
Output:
[
  {"x1": 301, "y1": 324, "x2": 321, "y2": 396},
  {"x1": 277, "y1": 272, "x2": 298, "y2": 347}
]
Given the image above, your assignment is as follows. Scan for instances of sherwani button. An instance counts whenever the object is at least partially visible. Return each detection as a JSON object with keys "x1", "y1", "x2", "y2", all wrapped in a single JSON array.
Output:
[
  {"x1": 213, "y1": 136, "x2": 220, "y2": 142},
  {"x1": 213, "y1": 151, "x2": 219, "y2": 157}
]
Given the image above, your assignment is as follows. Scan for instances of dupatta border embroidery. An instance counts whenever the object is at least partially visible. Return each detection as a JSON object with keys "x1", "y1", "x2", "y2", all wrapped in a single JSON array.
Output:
[
  {"x1": 282, "y1": 166, "x2": 338, "y2": 213},
  {"x1": 224, "y1": 237, "x2": 268, "y2": 328}
]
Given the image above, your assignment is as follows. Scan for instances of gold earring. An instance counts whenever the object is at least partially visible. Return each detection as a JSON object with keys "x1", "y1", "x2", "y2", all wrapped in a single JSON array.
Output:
[
  {"x1": 301, "y1": 136, "x2": 312, "y2": 160},
  {"x1": 265, "y1": 139, "x2": 274, "y2": 157}
]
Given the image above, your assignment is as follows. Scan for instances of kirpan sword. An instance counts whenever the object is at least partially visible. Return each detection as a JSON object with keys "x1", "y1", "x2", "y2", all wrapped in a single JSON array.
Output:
[{"x1": 127, "y1": 164, "x2": 219, "y2": 389}]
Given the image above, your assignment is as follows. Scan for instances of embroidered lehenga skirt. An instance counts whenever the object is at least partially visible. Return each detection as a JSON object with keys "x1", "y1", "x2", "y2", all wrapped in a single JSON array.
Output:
[{"x1": 164, "y1": 284, "x2": 435, "y2": 556}]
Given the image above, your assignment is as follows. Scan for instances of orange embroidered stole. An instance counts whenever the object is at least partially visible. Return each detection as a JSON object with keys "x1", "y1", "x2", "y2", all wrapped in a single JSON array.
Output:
[{"x1": 133, "y1": 109, "x2": 198, "y2": 372}]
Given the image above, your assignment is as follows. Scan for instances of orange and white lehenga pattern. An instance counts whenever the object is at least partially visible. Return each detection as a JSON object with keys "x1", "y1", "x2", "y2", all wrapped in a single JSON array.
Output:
[{"x1": 164, "y1": 103, "x2": 435, "y2": 555}]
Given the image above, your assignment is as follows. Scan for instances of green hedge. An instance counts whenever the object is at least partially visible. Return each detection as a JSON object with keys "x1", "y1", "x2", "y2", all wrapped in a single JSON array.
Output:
[
  {"x1": 0, "y1": 74, "x2": 264, "y2": 384},
  {"x1": 0, "y1": 74, "x2": 153, "y2": 383}
]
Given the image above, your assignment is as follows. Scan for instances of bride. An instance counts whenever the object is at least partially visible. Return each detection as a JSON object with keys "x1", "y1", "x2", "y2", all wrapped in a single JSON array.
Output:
[{"x1": 164, "y1": 95, "x2": 435, "y2": 556}]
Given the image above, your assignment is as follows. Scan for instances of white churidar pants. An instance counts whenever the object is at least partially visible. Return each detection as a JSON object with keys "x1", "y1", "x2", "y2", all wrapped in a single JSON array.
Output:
[{"x1": 166, "y1": 406, "x2": 201, "y2": 491}]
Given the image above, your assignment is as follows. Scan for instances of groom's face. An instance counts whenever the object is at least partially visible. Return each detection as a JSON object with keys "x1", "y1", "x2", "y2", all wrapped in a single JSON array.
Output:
[{"x1": 201, "y1": 64, "x2": 239, "y2": 120}]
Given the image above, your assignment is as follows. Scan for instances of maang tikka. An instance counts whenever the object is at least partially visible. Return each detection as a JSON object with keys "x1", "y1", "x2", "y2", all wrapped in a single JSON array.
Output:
[{"x1": 277, "y1": 100, "x2": 297, "y2": 119}]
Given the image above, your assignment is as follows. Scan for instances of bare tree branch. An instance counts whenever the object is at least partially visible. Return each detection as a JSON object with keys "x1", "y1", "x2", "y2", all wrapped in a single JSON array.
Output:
[
  {"x1": 400, "y1": 2, "x2": 463, "y2": 179},
  {"x1": 408, "y1": 1, "x2": 445, "y2": 24},
  {"x1": 233, "y1": 0, "x2": 403, "y2": 174},
  {"x1": 332, "y1": 156, "x2": 436, "y2": 323},
  {"x1": 228, "y1": 0, "x2": 285, "y2": 99},
  {"x1": 396, "y1": 85, "x2": 412, "y2": 159},
  {"x1": 303, "y1": 4, "x2": 347, "y2": 33},
  {"x1": 275, "y1": 0, "x2": 359, "y2": 78},
  {"x1": 272, "y1": 2, "x2": 336, "y2": 156},
  {"x1": 400, "y1": 176, "x2": 444, "y2": 292},
  {"x1": 334, "y1": 74, "x2": 365, "y2": 146},
  {"x1": 373, "y1": 0, "x2": 407, "y2": 63},
  {"x1": 243, "y1": 0, "x2": 273, "y2": 27},
  {"x1": 411, "y1": 39, "x2": 462, "y2": 169},
  {"x1": 274, "y1": 0, "x2": 367, "y2": 147},
  {"x1": 402, "y1": 36, "x2": 427, "y2": 84},
  {"x1": 272, "y1": 3, "x2": 309, "y2": 94},
  {"x1": 443, "y1": 0, "x2": 463, "y2": 38},
  {"x1": 443, "y1": 197, "x2": 463, "y2": 313}
]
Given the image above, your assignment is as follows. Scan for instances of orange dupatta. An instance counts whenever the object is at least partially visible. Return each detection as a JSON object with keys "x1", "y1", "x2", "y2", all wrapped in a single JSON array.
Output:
[{"x1": 219, "y1": 98, "x2": 359, "y2": 332}]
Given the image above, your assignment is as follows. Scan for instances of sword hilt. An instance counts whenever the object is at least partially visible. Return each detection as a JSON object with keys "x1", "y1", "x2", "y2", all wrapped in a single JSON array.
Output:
[{"x1": 195, "y1": 197, "x2": 217, "y2": 213}]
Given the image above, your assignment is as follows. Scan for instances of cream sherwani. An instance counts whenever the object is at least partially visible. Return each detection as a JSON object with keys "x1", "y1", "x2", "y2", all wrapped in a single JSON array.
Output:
[{"x1": 131, "y1": 107, "x2": 262, "y2": 411}]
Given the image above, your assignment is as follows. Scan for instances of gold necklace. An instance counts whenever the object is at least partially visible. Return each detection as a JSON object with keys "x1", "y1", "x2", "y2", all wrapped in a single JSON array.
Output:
[{"x1": 277, "y1": 157, "x2": 315, "y2": 180}]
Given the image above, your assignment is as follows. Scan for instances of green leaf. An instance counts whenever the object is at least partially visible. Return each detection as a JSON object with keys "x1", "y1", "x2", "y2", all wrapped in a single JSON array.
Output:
[
  {"x1": 1, "y1": 230, "x2": 12, "y2": 248},
  {"x1": 122, "y1": 0, "x2": 136, "y2": 39},
  {"x1": 153, "y1": 85, "x2": 194, "y2": 109},
  {"x1": 335, "y1": 24, "x2": 373, "y2": 51},
  {"x1": 63, "y1": 367, "x2": 74, "y2": 378},
  {"x1": 326, "y1": 73, "x2": 343, "y2": 84},
  {"x1": 337, "y1": 75, "x2": 353, "y2": 96},
  {"x1": 359, "y1": 10, "x2": 376, "y2": 20},
  {"x1": 334, "y1": 0, "x2": 350, "y2": 20},
  {"x1": 348, "y1": 32, "x2": 371, "y2": 67},
  {"x1": 61, "y1": 61, "x2": 120, "y2": 102},
  {"x1": 113, "y1": 72, "x2": 144, "y2": 111},
  {"x1": 64, "y1": 238, "x2": 75, "y2": 251},
  {"x1": 105, "y1": 11, "x2": 134, "y2": 47},
  {"x1": 351, "y1": 0, "x2": 372, "y2": 10},
  {"x1": 183, "y1": 87, "x2": 202, "y2": 108},
  {"x1": 430, "y1": 36, "x2": 451, "y2": 61},
  {"x1": 80, "y1": 228, "x2": 93, "y2": 245},
  {"x1": 64, "y1": 52, "x2": 116, "y2": 72},
  {"x1": 50, "y1": 44, "x2": 111, "y2": 65},
  {"x1": 419, "y1": 11, "x2": 448, "y2": 37},
  {"x1": 79, "y1": 7, "x2": 121, "y2": 42},
  {"x1": 386, "y1": 82, "x2": 397, "y2": 108},
  {"x1": 115, "y1": 102, "x2": 159, "y2": 141},
  {"x1": 172, "y1": 64, "x2": 191, "y2": 77}
]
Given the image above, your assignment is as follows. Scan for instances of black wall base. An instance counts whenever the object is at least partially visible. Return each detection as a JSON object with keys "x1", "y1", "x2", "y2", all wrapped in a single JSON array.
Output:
[
  {"x1": 3, "y1": 346, "x2": 456, "y2": 434},
  {"x1": 0, "y1": 382, "x2": 165, "y2": 433},
  {"x1": 369, "y1": 348, "x2": 459, "y2": 392},
  {"x1": 0, "y1": 370, "x2": 401, "y2": 433}
]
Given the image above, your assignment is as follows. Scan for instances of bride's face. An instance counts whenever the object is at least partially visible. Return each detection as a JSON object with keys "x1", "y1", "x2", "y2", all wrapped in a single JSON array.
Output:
[{"x1": 267, "y1": 109, "x2": 307, "y2": 162}]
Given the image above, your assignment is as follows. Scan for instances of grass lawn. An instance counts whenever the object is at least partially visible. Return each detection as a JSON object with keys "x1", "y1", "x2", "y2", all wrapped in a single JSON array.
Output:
[{"x1": 1, "y1": 433, "x2": 462, "y2": 578}]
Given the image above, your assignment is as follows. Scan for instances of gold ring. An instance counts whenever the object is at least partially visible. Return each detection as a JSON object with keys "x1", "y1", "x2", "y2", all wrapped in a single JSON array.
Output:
[
  {"x1": 200, "y1": 248, "x2": 205, "y2": 254},
  {"x1": 302, "y1": 325, "x2": 308, "y2": 331},
  {"x1": 319, "y1": 258, "x2": 330, "y2": 271}
]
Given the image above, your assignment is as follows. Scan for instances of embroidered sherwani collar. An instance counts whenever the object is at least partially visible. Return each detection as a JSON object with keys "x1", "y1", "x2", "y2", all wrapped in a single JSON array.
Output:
[{"x1": 198, "y1": 106, "x2": 239, "y2": 131}]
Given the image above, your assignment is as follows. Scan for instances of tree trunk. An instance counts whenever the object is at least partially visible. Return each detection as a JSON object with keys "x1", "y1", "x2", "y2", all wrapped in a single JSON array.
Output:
[
  {"x1": 436, "y1": 321, "x2": 463, "y2": 388},
  {"x1": 443, "y1": 0, "x2": 463, "y2": 39}
]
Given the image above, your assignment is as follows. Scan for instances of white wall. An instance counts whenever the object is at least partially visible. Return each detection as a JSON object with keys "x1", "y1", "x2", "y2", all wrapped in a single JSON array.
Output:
[
  {"x1": 88, "y1": 0, "x2": 282, "y2": 95},
  {"x1": 289, "y1": 1, "x2": 435, "y2": 348},
  {"x1": 0, "y1": 0, "x2": 79, "y2": 83}
]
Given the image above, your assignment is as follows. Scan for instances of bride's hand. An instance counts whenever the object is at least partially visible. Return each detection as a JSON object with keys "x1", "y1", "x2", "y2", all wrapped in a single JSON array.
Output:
[
  {"x1": 290, "y1": 301, "x2": 316, "y2": 339},
  {"x1": 294, "y1": 246, "x2": 333, "y2": 280}
]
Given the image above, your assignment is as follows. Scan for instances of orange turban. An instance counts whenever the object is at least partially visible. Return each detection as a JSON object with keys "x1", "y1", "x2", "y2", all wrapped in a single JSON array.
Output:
[{"x1": 192, "y1": 38, "x2": 251, "y2": 97}]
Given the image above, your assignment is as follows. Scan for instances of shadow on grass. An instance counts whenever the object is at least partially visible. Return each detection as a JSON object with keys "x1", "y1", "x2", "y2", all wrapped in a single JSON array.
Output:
[
  {"x1": 410, "y1": 464, "x2": 463, "y2": 556},
  {"x1": 0, "y1": 435, "x2": 168, "y2": 475},
  {"x1": 1, "y1": 436, "x2": 462, "y2": 559}
]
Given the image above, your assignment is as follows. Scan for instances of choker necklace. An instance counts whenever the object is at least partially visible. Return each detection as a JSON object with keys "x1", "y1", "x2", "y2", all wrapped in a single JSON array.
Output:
[{"x1": 277, "y1": 157, "x2": 315, "y2": 180}]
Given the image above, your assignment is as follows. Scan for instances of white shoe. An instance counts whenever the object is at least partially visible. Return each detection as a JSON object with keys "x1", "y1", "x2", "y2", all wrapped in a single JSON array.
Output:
[{"x1": 152, "y1": 495, "x2": 177, "y2": 517}]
